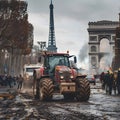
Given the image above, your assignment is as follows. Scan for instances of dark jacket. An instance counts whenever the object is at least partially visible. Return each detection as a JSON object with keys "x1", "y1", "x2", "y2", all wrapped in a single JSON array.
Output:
[{"x1": 117, "y1": 70, "x2": 120, "y2": 85}]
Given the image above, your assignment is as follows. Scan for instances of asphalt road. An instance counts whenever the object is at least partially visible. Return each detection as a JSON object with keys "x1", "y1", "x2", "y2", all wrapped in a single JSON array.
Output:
[{"x1": 0, "y1": 82, "x2": 120, "y2": 120}]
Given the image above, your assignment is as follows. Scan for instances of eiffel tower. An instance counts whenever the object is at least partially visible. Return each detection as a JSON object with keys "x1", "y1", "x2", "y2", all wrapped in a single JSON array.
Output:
[{"x1": 47, "y1": 0, "x2": 57, "y2": 52}]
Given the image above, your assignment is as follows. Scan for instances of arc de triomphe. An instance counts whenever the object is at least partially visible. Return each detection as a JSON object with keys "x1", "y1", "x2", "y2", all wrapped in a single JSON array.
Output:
[{"x1": 88, "y1": 20, "x2": 119, "y2": 74}]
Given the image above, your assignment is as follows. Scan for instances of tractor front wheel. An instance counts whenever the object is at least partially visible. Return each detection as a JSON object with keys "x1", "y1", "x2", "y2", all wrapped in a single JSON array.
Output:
[
  {"x1": 40, "y1": 78, "x2": 53, "y2": 101},
  {"x1": 76, "y1": 78, "x2": 90, "y2": 102}
]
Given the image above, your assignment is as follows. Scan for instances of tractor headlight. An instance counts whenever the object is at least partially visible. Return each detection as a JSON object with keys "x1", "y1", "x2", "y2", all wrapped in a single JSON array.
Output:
[
  {"x1": 59, "y1": 71, "x2": 64, "y2": 79},
  {"x1": 70, "y1": 75, "x2": 74, "y2": 79},
  {"x1": 60, "y1": 75, "x2": 64, "y2": 79}
]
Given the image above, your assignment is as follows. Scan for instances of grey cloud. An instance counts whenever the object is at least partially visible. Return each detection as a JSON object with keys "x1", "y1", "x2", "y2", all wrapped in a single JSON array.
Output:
[
  {"x1": 27, "y1": 0, "x2": 120, "y2": 22},
  {"x1": 26, "y1": 0, "x2": 120, "y2": 68},
  {"x1": 27, "y1": 0, "x2": 50, "y2": 13}
]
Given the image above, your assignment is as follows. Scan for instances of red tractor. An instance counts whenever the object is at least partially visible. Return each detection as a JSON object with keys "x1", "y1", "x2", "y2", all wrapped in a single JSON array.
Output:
[{"x1": 33, "y1": 51, "x2": 90, "y2": 101}]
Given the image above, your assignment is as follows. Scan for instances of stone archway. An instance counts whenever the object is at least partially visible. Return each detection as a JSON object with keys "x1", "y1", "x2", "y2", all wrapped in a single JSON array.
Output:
[{"x1": 88, "y1": 20, "x2": 119, "y2": 74}]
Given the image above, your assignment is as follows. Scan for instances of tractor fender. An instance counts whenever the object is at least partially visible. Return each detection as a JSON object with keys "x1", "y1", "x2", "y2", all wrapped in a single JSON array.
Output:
[{"x1": 76, "y1": 74, "x2": 87, "y2": 79}]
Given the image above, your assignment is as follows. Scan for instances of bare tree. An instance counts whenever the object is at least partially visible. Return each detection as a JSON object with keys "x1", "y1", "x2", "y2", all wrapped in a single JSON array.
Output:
[{"x1": 0, "y1": 0, "x2": 33, "y2": 75}]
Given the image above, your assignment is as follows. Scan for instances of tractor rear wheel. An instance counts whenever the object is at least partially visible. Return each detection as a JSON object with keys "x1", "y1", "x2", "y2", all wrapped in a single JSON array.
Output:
[
  {"x1": 40, "y1": 78, "x2": 53, "y2": 101},
  {"x1": 76, "y1": 78, "x2": 90, "y2": 101}
]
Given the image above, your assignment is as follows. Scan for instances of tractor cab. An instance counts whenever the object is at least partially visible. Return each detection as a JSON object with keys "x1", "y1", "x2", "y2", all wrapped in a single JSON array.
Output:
[{"x1": 38, "y1": 52, "x2": 77, "y2": 77}]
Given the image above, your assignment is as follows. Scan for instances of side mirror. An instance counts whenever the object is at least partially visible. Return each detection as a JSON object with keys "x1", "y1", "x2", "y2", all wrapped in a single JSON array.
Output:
[
  {"x1": 74, "y1": 56, "x2": 77, "y2": 63},
  {"x1": 47, "y1": 64, "x2": 50, "y2": 69}
]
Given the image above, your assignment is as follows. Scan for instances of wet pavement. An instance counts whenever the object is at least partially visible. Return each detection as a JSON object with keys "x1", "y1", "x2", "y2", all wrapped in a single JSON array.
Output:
[{"x1": 0, "y1": 83, "x2": 120, "y2": 120}]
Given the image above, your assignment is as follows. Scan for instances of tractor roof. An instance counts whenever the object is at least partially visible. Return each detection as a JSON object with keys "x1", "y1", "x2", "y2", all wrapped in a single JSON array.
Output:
[{"x1": 39, "y1": 51, "x2": 69, "y2": 56}]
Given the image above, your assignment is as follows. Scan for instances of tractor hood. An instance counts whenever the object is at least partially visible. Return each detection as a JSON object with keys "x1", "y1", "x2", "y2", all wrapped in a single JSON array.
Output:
[
  {"x1": 55, "y1": 65, "x2": 71, "y2": 73},
  {"x1": 55, "y1": 65, "x2": 77, "y2": 81}
]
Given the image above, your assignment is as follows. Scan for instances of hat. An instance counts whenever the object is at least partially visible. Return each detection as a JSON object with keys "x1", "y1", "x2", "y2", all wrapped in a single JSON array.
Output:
[{"x1": 109, "y1": 70, "x2": 113, "y2": 74}]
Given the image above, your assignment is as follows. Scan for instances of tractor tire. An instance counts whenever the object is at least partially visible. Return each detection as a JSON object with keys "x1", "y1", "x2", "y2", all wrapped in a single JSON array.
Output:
[
  {"x1": 76, "y1": 78, "x2": 90, "y2": 102},
  {"x1": 40, "y1": 78, "x2": 53, "y2": 101}
]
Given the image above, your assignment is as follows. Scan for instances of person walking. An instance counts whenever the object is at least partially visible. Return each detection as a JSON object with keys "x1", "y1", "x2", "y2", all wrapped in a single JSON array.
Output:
[
  {"x1": 104, "y1": 70, "x2": 114, "y2": 95},
  {"x1": 6, "y1": 75, "x2": 12, "y2": 88},
  {"x1": 113, "y1": 71, "x2": 117, "y2": 95},
  {"x1": 108, "y1": 71, "x2": 114, "y2": 95},
  {"x1": 104, "y1": 71, "x2": 110, "y2": 94},
  {"x1": 17, "y1": 74, "x2": 24, "y2": 90},
  {"x1": 116, "y1": 68, "x2": 120, "y2": 95},
  {"x1": 100, "y1": 72, "x2": 105, "y2": 89}
]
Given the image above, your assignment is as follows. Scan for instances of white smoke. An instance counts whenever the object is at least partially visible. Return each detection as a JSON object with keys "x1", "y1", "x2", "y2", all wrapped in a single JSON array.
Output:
[{"x1": 78, "y1": 43, "x2": 88, "y2": 62}]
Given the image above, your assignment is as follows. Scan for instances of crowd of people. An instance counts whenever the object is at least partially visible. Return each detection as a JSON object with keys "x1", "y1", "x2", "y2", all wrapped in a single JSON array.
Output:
[
  {"x1": 100, "y1": 68, "x2": 120, "y2": 95},
  {"x1": 1, "y1": 69, "x2": 120, "y2": 95},
  {"x1": 0, "y1": 74, "x2": 24, "y2": 90}
]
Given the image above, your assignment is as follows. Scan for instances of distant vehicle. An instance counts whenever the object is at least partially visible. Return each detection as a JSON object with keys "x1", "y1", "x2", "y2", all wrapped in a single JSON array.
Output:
[
  {"x1": 86, "y1": 74, "x2": 96, "y2": 85},
  {"x1": 23, "y1": 64, "x2": 41, "y2": 88}
]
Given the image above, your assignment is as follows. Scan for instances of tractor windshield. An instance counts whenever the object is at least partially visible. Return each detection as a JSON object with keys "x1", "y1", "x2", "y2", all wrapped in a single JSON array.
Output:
[{"x1": 48, "y1": 55, "x2": 70, "y2": 72}]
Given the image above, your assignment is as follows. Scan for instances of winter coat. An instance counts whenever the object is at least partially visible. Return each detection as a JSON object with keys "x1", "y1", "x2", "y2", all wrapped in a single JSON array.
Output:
[{"x1": 117, "y1": 70, "x2": 120, "y2": 85}]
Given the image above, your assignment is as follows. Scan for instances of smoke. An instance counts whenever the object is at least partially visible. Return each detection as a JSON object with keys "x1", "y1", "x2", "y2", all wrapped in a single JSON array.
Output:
[
  {"x1": 100, "y1": 53, "x2": 114, "y2": 72},
  {"x1": 99, "y1": 39, "x2": 114, "y2": 72},
  {"x1": 78, "y1": 43, "x2": 88, "y2": 62}
]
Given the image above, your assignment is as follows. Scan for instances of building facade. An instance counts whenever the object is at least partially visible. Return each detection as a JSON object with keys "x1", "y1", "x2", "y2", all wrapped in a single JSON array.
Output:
[
  {"x1": 88, "y1": 20, "x2": 119, "y2": 73},
  {"x1": 112, "y1": 13, "x2": 120, "y2": 70}
]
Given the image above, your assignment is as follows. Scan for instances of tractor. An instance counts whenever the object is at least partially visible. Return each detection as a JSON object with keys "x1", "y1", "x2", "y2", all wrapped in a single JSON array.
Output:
[{"x1": 33, "y1": 51, "x2": 90, "y2": 101}]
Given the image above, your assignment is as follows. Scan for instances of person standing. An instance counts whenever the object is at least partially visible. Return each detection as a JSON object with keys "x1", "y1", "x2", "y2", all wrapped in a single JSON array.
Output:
[
  {"x1": 108, "y1": 71, "x2": 114, "y2": 95},
  {"x1": 17, "y1": 74, "x2": 24, "y2": 90},
  {"x1": 104, "y1": 71, "x2": 110, "y2": 94},
  {"x1": 113, "y1": 71, "x2": 117, "y2": 95},
  {"x1": 105, "y1": 71, "x2": 114, "y2": 95},
  {"x1": 6, "y1": 75, "x2": 12, "y2": 88},
  {"x1": 100, "y1": 72, "x2": 105, "y2": 89},
  {"x1": 116, "y1": 68, "x2": 120, "y2": 95}
]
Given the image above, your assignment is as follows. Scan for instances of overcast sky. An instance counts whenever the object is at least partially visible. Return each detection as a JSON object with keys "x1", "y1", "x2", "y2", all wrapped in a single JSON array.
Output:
[{"x1": 26, "y1": 0, "x2": 120, "y2": 68}]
